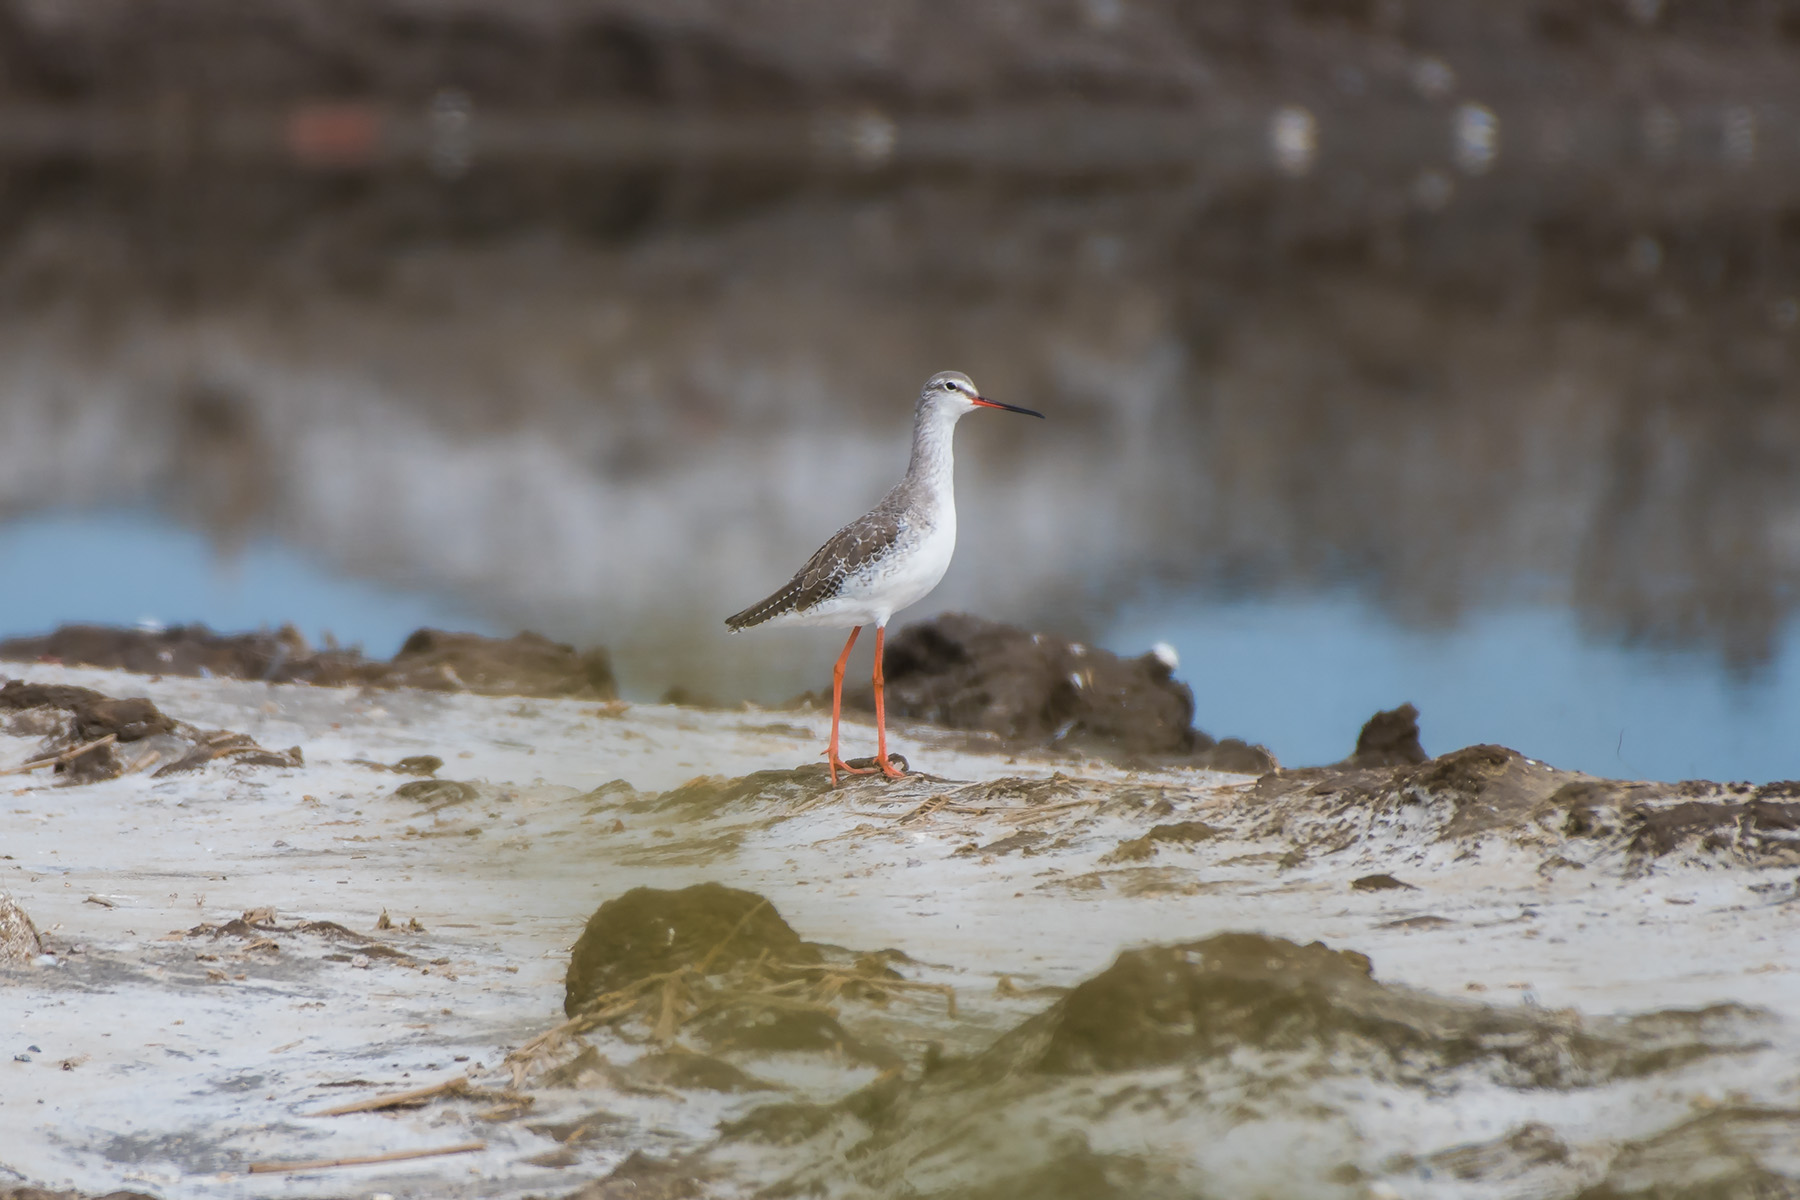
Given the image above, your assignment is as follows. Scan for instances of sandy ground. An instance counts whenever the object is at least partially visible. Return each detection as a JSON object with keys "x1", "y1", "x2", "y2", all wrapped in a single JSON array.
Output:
[{"x1": 3, "y1": 663, "x2": 1799, "y2": 1199}]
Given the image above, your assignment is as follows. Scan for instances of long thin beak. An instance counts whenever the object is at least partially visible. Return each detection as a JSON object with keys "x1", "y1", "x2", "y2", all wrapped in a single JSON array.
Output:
[{"x1": 971, "y1": 395, "x2": 1045, "y2": 419}]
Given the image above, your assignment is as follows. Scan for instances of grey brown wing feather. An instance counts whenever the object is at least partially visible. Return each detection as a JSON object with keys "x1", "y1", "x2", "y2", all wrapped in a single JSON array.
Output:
[{"x1": 726, "y1": 506, "x2": 904, "y2": 631}]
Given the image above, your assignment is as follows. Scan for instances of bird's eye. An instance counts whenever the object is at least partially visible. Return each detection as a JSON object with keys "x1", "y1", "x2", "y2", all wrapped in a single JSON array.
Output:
[{"x1": 941, "y1": 380, "x2": 957, "y2": 392}]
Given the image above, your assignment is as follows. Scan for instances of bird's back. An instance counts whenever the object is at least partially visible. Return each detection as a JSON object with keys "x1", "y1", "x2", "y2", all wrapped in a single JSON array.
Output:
[
  {"x1": 728, "y1": 374, "x2": 979, "y2": 632},
  {"x1": 725, "y1": 488, "x2": 910, "y2": 631}
]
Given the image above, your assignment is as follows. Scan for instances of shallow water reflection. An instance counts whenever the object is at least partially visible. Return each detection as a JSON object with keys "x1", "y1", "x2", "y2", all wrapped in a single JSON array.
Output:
[
  {"x1": 0, "y1": 511, "x2": 489, "y2": 658},
  {"x1": 0, "y1": 153, "x2": 1797, "y2": 781},
  {"x1": 7, "y1": 509, "x2": 1797, "y2": 783},
  {"x1": 1108, "y1": 594, "x2": 1800, "y2": 783}
]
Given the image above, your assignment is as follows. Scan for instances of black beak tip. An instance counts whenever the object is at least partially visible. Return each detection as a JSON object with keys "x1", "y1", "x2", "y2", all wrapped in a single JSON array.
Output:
[{"x1": 977, "y1": 397, "x2": 1045, "y2": 419}]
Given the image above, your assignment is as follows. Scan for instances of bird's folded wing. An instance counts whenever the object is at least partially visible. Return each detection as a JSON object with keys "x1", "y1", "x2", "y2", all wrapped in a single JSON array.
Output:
[{"x1": 725, "y1": 509, "x2": 904, "y2": 630}]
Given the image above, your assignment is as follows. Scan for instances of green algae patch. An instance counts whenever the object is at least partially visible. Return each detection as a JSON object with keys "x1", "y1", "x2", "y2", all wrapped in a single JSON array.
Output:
[
  {"x1": 1577, "y1": 1107, "x2": 1800, "y2": 1199},
  {"x1": 1100, "y1": 819, "x2": 1222, "y2": 863},
  {"x1": 713, "y1": 933, "x2": 1774, "y2": 1199},
  {"x1": 563, "y1": 883, "x2": 819, "y2": 1016}
]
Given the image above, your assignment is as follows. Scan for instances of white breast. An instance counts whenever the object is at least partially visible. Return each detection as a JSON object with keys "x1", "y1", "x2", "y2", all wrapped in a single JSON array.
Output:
[
  {"x1": 774, "y1": 510, "x2": 956, "y2": 630},
  {"x1": 871, "y1": 513, "x2": 956, "y2": 619}
]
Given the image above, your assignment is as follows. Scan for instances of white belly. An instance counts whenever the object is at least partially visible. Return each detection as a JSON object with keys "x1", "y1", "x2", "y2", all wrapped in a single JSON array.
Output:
[
  {"x1": 770, "y1": 514, "x2": 956, "y2": 630},
  {"x1": 864, "y1": 517, "x2": 955, "y2": 617}
]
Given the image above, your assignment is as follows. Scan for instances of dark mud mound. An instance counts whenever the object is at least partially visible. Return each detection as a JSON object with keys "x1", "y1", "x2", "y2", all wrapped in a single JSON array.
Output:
[
  {"x1": 1247, "y1": 743, "x2": 1579, "y2": 850},
  {"x1": 1345, "y1": 702, "x2": 1428, "y2": 768},
  {"x1": 0, "y1": 623, "x2": 331, "y2": 683},
  {"x1": 1019, "y1": 935, "x2": 1377, "y2": 1075},
  {"x1": 379, "y1": 628, "x2": 617, "y2": 699},
  {"x1": 0, "y1": 677, "x2": 300, "y2": 784},
  {"x1": 0, "y1": 680, "x2": 175, "y2": 744},
  {"x1": 726, "y1": 934, "x2": 1770, "y2": 1198},
  {"x1": 0, "y1": 623, "x2": 618, "y2": 700},
  {"x1": 1258, "y1": 737, "x2": 1800, "y2": 869},
  {"x1": 1610, "y1": 789, "x2": 1800, "y2": 869},
  {"x1": 1, "y1": 678, "x2": 178, "y2": 782},
  {"x1": 842, "y1": 613, "x2": 1272, "y2": 770},
  {"x1": 1412, "y1": 744, "x2": 1579, "y2": 838},
  {"x1": 564, "y1": 883, "x2": 819, "y2": 1017},
  {"x1": 541, "y1": 886, "x2": 944, "y2": 1095},
  {"x1": 1375, "y1": 743, "x2": 1569, "y2": 838},
  {"x1": 979, "y1": 934, "x2": 1756, "y2": 1088},
  {"x1": 1351, "y1": 872, "x2": 1417, "y2": 891},
  {"x1": 390, "y1": 778, "x2": 481, "y2": 811},
  {"x1": 1578, "y1": 1107, "x2": 1800, "y2": 1199}
]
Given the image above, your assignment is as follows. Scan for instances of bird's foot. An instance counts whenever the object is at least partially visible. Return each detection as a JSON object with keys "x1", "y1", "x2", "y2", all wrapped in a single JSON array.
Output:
[
  {"x1": 877, "y1": 756, "x2": 908, "y2": 780},
  {"x1": 825, "y1": 752, "x2": 875, "y2": 786}
]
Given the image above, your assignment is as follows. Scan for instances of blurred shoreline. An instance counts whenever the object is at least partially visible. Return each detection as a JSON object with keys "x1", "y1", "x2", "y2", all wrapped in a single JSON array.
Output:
[
  {"x1": 0, "y1": 0, "x2": 1797, "y2": 773},
  {"x1": 7, "y1": 6, "x2": 1800, "y2": 1194},
  {"x1": 2, "y1": 162, "x2": 1797, "y2": 686}
]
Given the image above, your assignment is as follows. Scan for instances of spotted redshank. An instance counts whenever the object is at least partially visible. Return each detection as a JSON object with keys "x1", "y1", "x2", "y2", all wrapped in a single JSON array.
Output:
[{"x1": 727, "y1": 370, "x2": 1043, "y2": 783}]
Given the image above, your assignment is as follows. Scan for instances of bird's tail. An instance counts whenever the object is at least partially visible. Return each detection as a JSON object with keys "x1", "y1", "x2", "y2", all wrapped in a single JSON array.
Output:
[{"x1": 725, "y1": 579, "x2": 804, "y2": 632}]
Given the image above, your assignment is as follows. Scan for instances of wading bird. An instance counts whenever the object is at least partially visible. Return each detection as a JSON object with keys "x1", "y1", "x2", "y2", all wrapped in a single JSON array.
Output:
[{"x1": 726, "y1": 371, "x2": 1043, "y2": 783}]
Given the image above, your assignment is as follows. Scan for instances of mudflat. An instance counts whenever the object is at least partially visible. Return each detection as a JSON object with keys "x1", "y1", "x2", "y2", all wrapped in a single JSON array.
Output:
[{"x1": 2, "y1": 661, "x2": 1797, "y2": 1198}]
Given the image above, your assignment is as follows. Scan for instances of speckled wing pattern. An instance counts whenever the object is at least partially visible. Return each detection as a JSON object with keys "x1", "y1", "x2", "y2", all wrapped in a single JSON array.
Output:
[{"x1": 726, "y1": 500, "x2": 905, "y2": 630}]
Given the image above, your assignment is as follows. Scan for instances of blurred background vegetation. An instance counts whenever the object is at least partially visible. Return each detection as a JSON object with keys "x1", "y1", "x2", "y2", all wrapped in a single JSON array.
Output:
[{"x1": 1, "y1": 0, "x2": 1799, "y2": 778}]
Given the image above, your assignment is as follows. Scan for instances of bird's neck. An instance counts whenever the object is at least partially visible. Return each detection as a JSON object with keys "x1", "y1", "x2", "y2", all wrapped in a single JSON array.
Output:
[{"x1": 904, "y1": 401, "x2": 960, "y2": 499}]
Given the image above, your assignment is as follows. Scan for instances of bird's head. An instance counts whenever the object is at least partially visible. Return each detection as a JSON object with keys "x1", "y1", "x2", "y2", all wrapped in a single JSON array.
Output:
[{"x1": 919, "y1": 371, "x2": 1044, "y2": 420}]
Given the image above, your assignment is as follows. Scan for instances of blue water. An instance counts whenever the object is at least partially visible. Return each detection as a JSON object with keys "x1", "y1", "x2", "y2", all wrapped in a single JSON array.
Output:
[
  {"x1": 0, "y1": 512, "x2": 490, "y2": 660},
  {"x1": 4, "y1": 511, "x2": 1795, "y2": 784},
  {"x1": 1105, "y1": 595, "x2": 1800, "y2": 784}
]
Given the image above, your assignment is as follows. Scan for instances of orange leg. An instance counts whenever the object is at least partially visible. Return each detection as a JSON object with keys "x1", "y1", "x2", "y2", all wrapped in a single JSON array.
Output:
[
  {"x1": 873, "y1": 625, "x2": 907, "y2": 779},
  {"x1": 826, "y1": 626, "x2": 873, "y2": 786}
]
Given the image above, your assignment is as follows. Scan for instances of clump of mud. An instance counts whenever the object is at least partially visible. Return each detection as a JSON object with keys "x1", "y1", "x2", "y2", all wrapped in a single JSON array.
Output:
[
  {"x1": 0, "y1": 624, "x2": 322, "y2": 683},
  {"x1": 1601, "y1": 786, "x2": 1800, "y2": 868},
  {"x1": 1252, "y1": 742, "x2": 1572, "y2": 843},
  {"x1": 520, "y1": 885, "x2": 946, "y2": 1097},
  {"x1": 718, "y1": 933, "x2": 1770, "y2": 1198},
  {"x1": 1252, "y1": 737, "x2": 1800, "y2": 871},
  {"x1": 0, "y1": 677, "x2": 300, "y2": 784},
  {"x1": 375, "y1": 628, "x2": 617, "y2": 699},
  {"x1": 181, "y1": 906, "x2": 420, "y2": 969},
  {"x1": 838, "y1": 612, "x2": 1273, "y2": 770},
  {"x1": 564, "y1": 883, "x2": 820, "y2": 1017},
  {"x1": 0, "y1": 623, "x2": 617, "y2": 700},
  {"x1": 1577, "y1": 1106, "x2": 1800, "y2": 1198},
  {"x1": 985, "y1": 934, "x2": 1754, "y2": 1086},
  {"x1": 1343, "y1": 702, "x2": 1429, "y2": 767},
  {"x1": 0, "y1": 680, "x2": 175, "y2": 743}
]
